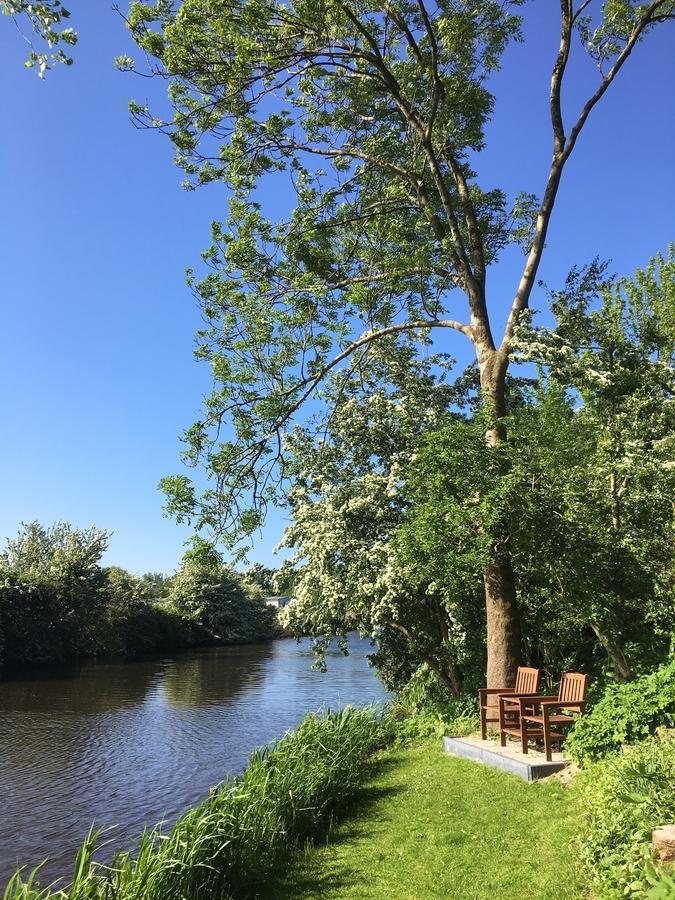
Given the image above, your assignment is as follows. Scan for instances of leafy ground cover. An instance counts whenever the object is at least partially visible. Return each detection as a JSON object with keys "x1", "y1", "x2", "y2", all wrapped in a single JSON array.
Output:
[{"x1": 263, "y1": 741, "x2": 586, "y2": 900}]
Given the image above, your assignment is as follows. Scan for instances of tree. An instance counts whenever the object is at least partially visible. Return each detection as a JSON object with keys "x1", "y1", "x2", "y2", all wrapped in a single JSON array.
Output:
[
  {"x1": 125, "y1": 0, "x2": 674, "y2": 686},
  {"x1": 140, "y1": 570, "x2": 172, "y2": 601},
  {"x1": 168, "y1": 555, "x2": 277, "y2": 641},
  {"x1": 242, "y1": 562, "x2": 277, "y2": 593},
  {"x1": 3, "y1": 1, "x2": 77, "y2": 76},
  {"x1": 0, "y1": 521, "x2": 109, "y2": 662},
  {"x1": 512, "y1": 247, "x2": 675, "y2": 677},
  {"x1": 281, "y1": 342, "x2": 485, "y2": 693}
]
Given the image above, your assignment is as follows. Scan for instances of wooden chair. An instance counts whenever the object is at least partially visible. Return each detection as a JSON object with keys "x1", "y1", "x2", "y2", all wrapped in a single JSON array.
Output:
[
  {"x1": 478, "y1": 666, "x2": 540, "y2": 740},
  {"x1": 499, "y1": 672, "x2": 588, "y2": 761}
]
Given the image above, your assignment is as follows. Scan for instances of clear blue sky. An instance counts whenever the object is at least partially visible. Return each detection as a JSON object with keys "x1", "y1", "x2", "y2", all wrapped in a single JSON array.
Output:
[{"x1": 1, "y1": 3, "x2": 673, "y2": 575}]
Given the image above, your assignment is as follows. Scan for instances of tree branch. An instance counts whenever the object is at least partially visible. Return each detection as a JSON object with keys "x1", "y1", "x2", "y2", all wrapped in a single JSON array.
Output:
[{"x1": 501, "y1": 0, "x2": 671, "y2": 353}]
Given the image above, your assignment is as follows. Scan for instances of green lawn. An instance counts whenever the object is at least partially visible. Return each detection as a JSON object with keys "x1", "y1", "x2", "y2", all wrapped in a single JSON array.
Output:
[{"x1": 263, "y1": 742, "x2": 586, "y2": 900}]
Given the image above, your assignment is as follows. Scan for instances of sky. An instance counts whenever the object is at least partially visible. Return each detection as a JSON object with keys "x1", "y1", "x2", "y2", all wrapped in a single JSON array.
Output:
[{"x1": 0, "y1": 3, "x2": 673, "y2": 575}]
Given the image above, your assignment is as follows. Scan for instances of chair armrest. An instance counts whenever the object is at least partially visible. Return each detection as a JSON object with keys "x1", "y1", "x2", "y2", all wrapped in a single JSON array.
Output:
[
  {"x1": 514, "y1": 694, "x2": 559, "y2": 714},
  {"x1": 539, "y1": 700, "x2": 585, "y2": 712},
  {"x1": 515, "y1": 695, "x2": 555, "y2": 705},
  {"x1": 479, "y1": 688, "x2": 515, "y2": 696},
  {"x1": 498, "y1": 691, "x2": 539, "y2": 707}
]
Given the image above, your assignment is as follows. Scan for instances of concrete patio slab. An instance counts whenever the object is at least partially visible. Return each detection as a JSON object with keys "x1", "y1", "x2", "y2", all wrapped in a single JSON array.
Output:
[{"x1": 443, "y1": 733, "x2": 571, "y2": 782}]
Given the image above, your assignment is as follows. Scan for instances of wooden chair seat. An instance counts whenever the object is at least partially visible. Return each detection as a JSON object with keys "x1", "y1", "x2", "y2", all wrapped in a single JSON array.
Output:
[
  {"x1": 521, "y1": 712, "x2": 576, "y2": 726},
  {"x1": 478, "y1": 667, "x2": 540, "y2": 740},
  {"x1": 499, "y1": 673, "x2": 588, "y2": 761}
]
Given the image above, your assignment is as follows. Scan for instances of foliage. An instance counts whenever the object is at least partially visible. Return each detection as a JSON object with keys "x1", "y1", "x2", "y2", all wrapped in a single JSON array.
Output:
[
  {"x1": 394, "y1": 250, "x2": 674, "y2": 685},
  {"x1": 241, "y1": 562, "x2": 277, "y2": 593},
  {"x1": 514, "y1": 247, "x2": 675, "y2": 676},
  {"x1": 280, "y1": 346, "x2": 486, "y2": 696},
  {"x1": 101, "y1": 566, "x2": 191, "y2": 655},
  {"x1": 567, "y1": 659, "x2": 675, "y2": 765},
  {"x1": 2, "y1": 1, "x2": 77, "y2": 75},
  {"x1": 0, "y1": 521, "x2": 278, "y2": 667},
  {"x1": 167, "y1": 558, "x2": 277, "y2": 642},
  {"x1": 0, "y1": 522, "x2": 110, "y2": 663},
  {"x1": 3, "y1": 706, "x2": 386, "y2": 899},
  {"x1": 578, "y1": 737, "x2": 675, "y2": 898},
  {"x1": 115, "y1": 0, "x2": 675, "y2": 555},
  {"x1": 646, "y1": 866, "x2": 675, "y2": 899},
  {"x1": 384, "y1": 686, "x2": 479, "y2": 746},
  {"x1": 278, "y1": 251, "x2": 673, "y2": 697},
  {"x1": 139, "y1": 571, "x2": 172, "y2": 601}
]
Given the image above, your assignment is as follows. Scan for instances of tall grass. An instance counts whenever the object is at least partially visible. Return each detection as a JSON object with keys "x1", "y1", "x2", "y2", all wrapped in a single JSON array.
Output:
[{"x1": 3, "y1": 706, "x2": 386, "y2": 900}]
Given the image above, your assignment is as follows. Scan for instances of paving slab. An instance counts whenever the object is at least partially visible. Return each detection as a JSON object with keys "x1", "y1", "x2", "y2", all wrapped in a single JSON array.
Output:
[{"x1": 443, "y1": 733, "x2": 571, "y2": 781}]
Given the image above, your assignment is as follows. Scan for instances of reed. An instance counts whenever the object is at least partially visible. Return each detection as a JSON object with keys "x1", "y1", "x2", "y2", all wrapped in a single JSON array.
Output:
[{"x1": 3, "y1": 706, "x2": 386, "y2": 900}]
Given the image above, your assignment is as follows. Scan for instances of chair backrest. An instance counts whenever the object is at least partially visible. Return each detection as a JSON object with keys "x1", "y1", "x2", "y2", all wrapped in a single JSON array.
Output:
[
  {"x1": 514, "y1": 666, "x2": 540, "y2": 694},
  {"x1": 558, "y1": 672, "x2": 588, "y2": 704}
]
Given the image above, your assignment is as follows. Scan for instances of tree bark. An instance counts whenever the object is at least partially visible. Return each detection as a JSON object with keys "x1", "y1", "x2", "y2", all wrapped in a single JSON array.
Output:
[
  {"x1": 484, "y1": 560, "x2": 521, "y2": 688},
  {"x1": 591, "y1": 623, "x2": 632, "y2": 682},
  {"x1": 477, "y1": 344, "x2": 522, "y2": 687}
]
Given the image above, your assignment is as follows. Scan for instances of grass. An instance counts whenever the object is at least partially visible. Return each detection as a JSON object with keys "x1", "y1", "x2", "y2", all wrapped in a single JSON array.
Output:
[{"x1": 263, "y1": 740, "x2": 587, "y2": 900}]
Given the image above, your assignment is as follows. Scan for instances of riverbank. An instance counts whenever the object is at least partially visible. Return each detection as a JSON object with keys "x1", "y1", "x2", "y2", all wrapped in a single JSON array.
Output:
[
  {"x1": 5, "y1": 701, "x2": 675, "y2": 898},
  {"x1": 263, "y1": 740, "x2": 585, "y2": 899},
  {"x1": 0, "y1": 626, "x2": 285, "y2": 675},
  {"x1": 0, "y1": 637, "x2": 389, "y2": 888}
]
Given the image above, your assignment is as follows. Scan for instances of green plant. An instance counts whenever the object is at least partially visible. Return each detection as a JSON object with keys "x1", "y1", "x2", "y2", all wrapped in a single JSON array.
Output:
[
  {"x1": 578, "y1": 737, "x2": 675, "y2": 898},
  {"x1": 567, "y1": 660, "x2": 675, "y2": 765},
  {"x1": 385, "y1": 690, "x2": 479, "y2": 747},
  {"x1": 646, "y1": 863, "x2": 675, "y2": 899}
]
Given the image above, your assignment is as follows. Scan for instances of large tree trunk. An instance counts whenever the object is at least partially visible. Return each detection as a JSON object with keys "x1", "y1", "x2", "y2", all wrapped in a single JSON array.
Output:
[
  {"x1": 484, "y1": 561, "x2": 521, "y2": 688},
  {"x1": 478, "y1": 342, "x2": 522, "y2": 687}
]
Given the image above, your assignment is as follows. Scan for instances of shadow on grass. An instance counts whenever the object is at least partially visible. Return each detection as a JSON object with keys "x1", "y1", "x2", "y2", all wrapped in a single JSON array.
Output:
[{"x1": 256, "y1": 755, "x2": 405, "y2": 899}]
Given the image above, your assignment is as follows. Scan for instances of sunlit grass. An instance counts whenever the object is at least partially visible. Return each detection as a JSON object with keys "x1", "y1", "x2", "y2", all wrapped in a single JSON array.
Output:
[{"x1": 264, "y1": 741, "x2": 586, "y2": 900}]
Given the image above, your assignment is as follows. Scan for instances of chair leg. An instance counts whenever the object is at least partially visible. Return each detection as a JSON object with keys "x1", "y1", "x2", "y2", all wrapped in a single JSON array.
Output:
[
  {"x1": 498, "y1": 701, "x2": 506, "y2": 747},
  {"x1": 480, "y1": 704, "x2": 487, "y2": 740},
  {"x1": 520, "y1": 718, "x2": 528, "y2": 754},
  {"x1": 542, "y1": 707, "x2": 552, "y2": 762}
]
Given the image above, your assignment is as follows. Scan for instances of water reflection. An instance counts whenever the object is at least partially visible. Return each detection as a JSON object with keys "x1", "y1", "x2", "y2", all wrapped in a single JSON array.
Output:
[
  {"x1": 0, "y1": 637, "x2": 388, "y2": 887},
  {"x1": 160, "y1": 643, "x2": 274, "y2": 708}
]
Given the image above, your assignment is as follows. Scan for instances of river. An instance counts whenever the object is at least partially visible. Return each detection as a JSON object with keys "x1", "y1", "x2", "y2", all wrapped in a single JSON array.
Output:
[{"x1": 0, "y1": 635, "x2": 389, "y2": 888}]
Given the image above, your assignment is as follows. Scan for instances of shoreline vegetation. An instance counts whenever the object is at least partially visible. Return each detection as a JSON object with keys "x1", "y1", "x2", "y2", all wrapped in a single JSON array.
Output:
[
  {"x1": 0, "y1": 523, "x2": 286, "y2": 671},
  {"x1": 4, "y1": 698, "x2": 675, "y2": 899}
]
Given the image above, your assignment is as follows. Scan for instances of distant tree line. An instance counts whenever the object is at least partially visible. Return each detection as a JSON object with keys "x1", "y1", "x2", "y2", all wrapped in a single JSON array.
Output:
[{"x1": 0, "y1": 522, "x2": 283, "y2": 667}]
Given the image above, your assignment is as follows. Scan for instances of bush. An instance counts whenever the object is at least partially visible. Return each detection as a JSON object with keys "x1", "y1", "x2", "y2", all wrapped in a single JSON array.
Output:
[
  {"x1": 578, "y1": 737, "x2": 675, "y2": 898},
  {"x1": 567, "y1": 659, "x2": 675, "y2": 765},
  {"x1": 168, "y1": 562, "x2": 277, "y2": 644},
  {"x1": 385, "y1": 688, "x2": 479, "y2": 746},
  {"x1": 4, "y1": 706, "x2": 387, "y2": 899}
]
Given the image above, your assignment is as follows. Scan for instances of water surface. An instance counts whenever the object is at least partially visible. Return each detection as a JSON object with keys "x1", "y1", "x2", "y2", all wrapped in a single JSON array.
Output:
[{"x1": 0, "y1": 636, "x2": 389, "y2": 887}]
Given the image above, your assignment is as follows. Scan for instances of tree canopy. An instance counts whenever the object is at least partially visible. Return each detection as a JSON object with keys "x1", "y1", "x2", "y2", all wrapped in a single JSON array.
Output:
[
  {"x1": 284, "y1": 250, "x2": 674, "y2": 691},
  {"x1": 122, "y1": 0, "x2": 675, "y2": 685}
]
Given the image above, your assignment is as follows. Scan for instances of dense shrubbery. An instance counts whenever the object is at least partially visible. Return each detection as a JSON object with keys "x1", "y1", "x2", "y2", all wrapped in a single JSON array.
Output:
[
  {"x1": 4, "y1": 706, "x2": 386, "y2": 899},
  {"x1": 578, "y1": 737, "x2": 675, "y2": 899},
  {"x1": 387, "y1": 698, "x2": 479, "y2": 747},
  {"x1": 567, "y1": 659, "x2": 675, "y2": 765},
  {"x1": 168, "y1": 560, "x2": 277, "y2": 645},
  {"x1": 0, "y1": 522, "x2": 277, "y2": 667}
]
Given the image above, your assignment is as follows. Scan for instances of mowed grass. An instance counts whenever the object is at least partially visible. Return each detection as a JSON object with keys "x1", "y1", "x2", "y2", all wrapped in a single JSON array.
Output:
[{"x1": 263, "y1": 741, "x2": 586, "y2": 900}]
